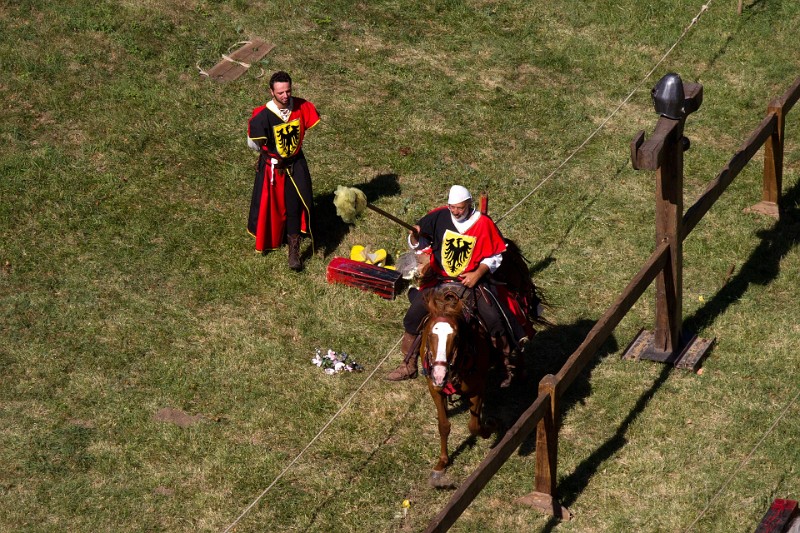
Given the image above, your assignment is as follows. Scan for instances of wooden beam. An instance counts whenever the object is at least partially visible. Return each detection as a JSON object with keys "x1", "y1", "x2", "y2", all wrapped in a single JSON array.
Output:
[
  {"x1": 683, "y1": 82, "x2": 704, "y2": 115},
  {"x1": 682, "y1": 113, "x2": 777, "y2": 239},
  {"x1": 630, "y1": 130, "x2": 645, "y2": 170},
  {"x1": 634, "y1": 118, "x2": 680, "y2": 171},
  {"x1": 534, "y1": 375, "x2": 558, "y2": 496},
  {"x1": 424, "y1": 393, "x2": 550, "y2": 533},
  {"x1": 556, "y1": 242, "x2": 670, "y2": 393},
  {"x1": 772, "y1": 75, "x2": 800, "y2": 113},
  {"x1": 652, "y1": 116, "x2": 685, "y2": 355},
  {"x1": 759, "y1": 103, "x2": 784, "y2": 209}
]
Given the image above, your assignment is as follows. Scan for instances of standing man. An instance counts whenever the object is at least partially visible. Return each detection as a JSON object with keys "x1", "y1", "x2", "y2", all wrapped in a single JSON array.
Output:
[
  {"x1": 386, "y1": 185, "x2": 529, "y2": 387},
  {"x1": 247, "y1": 71, "x2": 320, "y2": 271}
]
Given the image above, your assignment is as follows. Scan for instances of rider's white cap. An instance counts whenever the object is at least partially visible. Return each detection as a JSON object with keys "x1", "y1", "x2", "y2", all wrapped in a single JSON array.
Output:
[{"x1": 448, "y1": 185, "x2": 472, "y2": 205}]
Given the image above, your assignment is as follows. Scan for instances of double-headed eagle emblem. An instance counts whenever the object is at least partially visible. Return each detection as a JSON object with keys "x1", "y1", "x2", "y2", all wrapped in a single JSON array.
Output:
[
  {"x1": 442, "y1": 229, "x2": 476, "y2": 277},
  {"x1": 273, "y1": 119, "x2": 301, "y2": 158}
]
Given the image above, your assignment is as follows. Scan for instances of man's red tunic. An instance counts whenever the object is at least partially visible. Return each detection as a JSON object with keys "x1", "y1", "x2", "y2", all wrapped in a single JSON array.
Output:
[{"x1": 247, "y1": 97, "x2": 320, "y2": 252}]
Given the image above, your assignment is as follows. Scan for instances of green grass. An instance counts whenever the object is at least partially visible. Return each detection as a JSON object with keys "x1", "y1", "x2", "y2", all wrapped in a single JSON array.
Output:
[{"x1": 1, "y1": 0, "x2": 799, "y2": 531}]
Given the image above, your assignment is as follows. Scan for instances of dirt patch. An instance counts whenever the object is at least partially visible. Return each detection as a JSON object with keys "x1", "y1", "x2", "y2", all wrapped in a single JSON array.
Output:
[
  {"x1": 153, "y1": 407, "x2": 204, "y2": 427},
  {"x1": 68, "y1": 418, "x2": 96, "y2": 429},
  {"x1": 153, "y1": 486, "x2": 174, "y2": 496}
]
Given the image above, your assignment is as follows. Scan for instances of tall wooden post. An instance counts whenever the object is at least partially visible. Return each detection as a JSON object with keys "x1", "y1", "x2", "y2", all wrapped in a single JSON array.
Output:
[
  {"x1": 534, "y1": 375, "x2": 558, "y2": 496},
  {"x1": 652, "y1": 117, "x2": 685, "y2": 355},
  {"x1": 517, "y1": 375, "x2": 571, "y2": 519},
  {"x1": 624, "y1": 81, "x2": 713, "y2": 370}
]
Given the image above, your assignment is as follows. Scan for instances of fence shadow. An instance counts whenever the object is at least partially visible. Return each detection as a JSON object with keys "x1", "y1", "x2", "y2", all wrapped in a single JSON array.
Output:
[
  {"x1": 684, "y1": 178, "x2": 800, "y2": 335},
  {"x1": 312, "y1": 173, "x2": 401, "y2": 258},
  {"x1": 483, "y1": 318, "x2": 620, "y2": 455}
]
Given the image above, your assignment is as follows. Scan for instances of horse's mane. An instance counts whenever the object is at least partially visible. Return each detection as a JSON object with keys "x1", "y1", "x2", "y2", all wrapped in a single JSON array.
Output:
[{"x1": 424, "y1": 288, "x2": 463, "y2": 320}]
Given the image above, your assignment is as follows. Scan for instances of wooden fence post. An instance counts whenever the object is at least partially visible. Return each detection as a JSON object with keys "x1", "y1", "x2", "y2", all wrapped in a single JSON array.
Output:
[
  {"x1": 517, "y1": 374, "x2": 570, "y2": 519},
  {"x1": 653, "y1": 117, "x2": 685, "y2": 355},
  {"x1": 749, "y1": 100, "x2": 784, "y2": 218}
]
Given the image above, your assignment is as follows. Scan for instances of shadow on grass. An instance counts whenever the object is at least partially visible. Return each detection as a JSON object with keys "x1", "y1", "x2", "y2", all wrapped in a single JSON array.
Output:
[
  {"x1": 312, "y1": 173, "x2": 401, "y2": 258},
  {"x1": 484, "y1": 319, "x2": 621, "y2": 457},
  {"x1": 684, "y1": 179, "x2": 800, "y2": 335},
  {"x1": 535, "y1": 364, "x2": 675, "y2": 533}
]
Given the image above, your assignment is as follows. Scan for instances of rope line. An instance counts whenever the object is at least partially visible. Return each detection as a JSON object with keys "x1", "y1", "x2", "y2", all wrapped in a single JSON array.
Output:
[
  {"x1": 221, "y1": 338, "x2": 402, "y2": 533},
  {"x1": 683, "y1": 385, "x2": 800, "y2": 532},
  {"x1": 496, "y1": 0, "x2": 712, "y2": 223}
]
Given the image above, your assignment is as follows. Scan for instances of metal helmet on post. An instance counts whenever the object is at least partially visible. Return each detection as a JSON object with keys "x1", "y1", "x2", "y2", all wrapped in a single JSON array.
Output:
[{"x1": 651, "y1": 73, "x2": 685, "y2": 120}]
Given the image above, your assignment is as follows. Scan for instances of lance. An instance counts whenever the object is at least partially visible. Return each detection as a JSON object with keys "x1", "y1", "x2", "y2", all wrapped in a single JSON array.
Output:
[{"x1": 333, "y1": 186, "x2": 421, "y2": 238}]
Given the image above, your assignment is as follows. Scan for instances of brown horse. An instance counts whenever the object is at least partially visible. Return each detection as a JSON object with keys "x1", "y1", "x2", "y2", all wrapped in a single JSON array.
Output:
[{"x1": 420, "y1": 285, "x2": 497, "y2": 487}]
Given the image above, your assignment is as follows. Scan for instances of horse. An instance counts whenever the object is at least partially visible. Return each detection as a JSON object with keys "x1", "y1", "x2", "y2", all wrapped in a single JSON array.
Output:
[
  {"x1": 420, "y1": 285, "x2": 498, "y2": 487},
  {"x1": 417, "y1": 240, "x2": 548, "y2": 487}
]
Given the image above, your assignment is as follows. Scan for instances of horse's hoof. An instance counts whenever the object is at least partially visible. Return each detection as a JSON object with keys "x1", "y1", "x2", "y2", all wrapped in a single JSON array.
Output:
[{"x1": 429, "y1": 470, "x2": 457, "y2": 490}]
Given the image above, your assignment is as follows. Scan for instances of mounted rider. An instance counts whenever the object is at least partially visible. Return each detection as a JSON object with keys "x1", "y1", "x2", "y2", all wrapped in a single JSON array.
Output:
[{"x1": 386, "y1": 185, "x2": 529, "y2": 387}]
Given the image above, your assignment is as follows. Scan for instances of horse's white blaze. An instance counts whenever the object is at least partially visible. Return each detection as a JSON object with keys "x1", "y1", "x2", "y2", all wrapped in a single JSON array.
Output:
[{"x1": 431, "y1": 322, "x2": 453, "y2": 386}]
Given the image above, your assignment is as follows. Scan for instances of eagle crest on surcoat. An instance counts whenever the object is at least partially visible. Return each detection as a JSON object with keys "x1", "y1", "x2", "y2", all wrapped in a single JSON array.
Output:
[
  {"x1": 273, "y1": 119, "x2": 301, "y2": 158},
  {"x1": 442, "y1": 229, "x2": 476, "y2": 277}
]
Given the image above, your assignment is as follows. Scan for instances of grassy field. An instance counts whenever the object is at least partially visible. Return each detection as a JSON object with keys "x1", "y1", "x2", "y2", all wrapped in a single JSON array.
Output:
[{"x1": 2, "y1": 0, "x2": 799, "y2": 531}]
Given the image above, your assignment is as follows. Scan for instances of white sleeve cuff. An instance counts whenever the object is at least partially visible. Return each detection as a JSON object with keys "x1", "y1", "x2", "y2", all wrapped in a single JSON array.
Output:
[{"x1": 481, "y1": 253, "x2": 503, "y2": 273}]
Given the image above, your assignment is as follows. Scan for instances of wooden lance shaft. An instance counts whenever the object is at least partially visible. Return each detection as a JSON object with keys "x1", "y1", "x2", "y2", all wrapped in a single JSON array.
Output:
[{"x1": 366, "y1": 203, "x2": 419, "y2": 237}]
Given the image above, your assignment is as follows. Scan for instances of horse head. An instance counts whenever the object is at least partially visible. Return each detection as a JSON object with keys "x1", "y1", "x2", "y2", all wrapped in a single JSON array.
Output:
[{"x1": 422, "y1": 288, "x2": 464, "y2": 390}]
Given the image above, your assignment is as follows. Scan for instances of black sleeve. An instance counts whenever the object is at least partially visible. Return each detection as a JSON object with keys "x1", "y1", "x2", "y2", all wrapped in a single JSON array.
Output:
[{"x1": 248, "y1": 112, "x2": 269, "y2": 143}]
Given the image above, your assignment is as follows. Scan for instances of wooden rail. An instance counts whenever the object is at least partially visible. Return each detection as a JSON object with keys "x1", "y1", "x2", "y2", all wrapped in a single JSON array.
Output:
[
  {"x1": 683, "y1": 113, "x2": 777, "y2": 239},
  {"x1": 424, "y1": 75, "x2": 800, "y2": 531}
]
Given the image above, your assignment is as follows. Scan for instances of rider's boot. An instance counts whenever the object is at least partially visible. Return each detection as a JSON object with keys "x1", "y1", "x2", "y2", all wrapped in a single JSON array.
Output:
[
  {"x1": 494, "y1": 334, "x2": 526, "y2": 388},
  {"x1": 385, "y1": 332, "x2": 419, "y2": 381}
]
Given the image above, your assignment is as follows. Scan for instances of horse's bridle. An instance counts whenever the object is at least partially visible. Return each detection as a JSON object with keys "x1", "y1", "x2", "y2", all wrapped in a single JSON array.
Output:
[{"x1": 423, "y1": 316, "x2": 460, "y2": 379}]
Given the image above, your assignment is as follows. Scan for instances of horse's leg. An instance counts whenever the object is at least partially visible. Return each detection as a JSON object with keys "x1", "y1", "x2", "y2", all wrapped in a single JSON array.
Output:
[
  {"x1": 427, "y1": 381, "x2": 451, "y2": 473},
  {"x1": 467, "y1": 394, "x2": 492, "y2": 439}
]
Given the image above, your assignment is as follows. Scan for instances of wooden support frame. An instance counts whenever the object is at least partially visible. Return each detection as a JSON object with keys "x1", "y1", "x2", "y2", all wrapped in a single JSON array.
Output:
[
  {"x1": 685, "y1": 113, "x2": 777, "y2": 237},
  {"x1": 625, "y1": 80, "x2": 714, "y2": 369},
  {"x1": 429, "y1": 238, "x2": 662, "y2": 529},
  {"x1": 204, "y1": 38, "x2": 274, "y2": 82},
  {"x1": 423, "y1": 393, "x2": 551, "y2": 532},
  {"x1": 517, "y1": 375, "x2": 571, "y2": 519}
]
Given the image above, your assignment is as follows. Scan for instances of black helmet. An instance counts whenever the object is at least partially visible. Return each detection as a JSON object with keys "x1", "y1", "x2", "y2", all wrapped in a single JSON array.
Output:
[{"x1": 651, "y1": 73, "x2": 685, "y2": 119}]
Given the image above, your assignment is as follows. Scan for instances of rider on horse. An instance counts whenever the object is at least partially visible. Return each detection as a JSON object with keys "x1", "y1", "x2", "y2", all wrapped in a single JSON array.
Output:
[{"x1": 385, "y1": 185, "x2": 529, "y2": 387}]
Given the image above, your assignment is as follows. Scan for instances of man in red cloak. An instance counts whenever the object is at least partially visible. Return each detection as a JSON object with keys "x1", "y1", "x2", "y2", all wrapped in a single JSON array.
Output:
[{"x1": 247, "y1": 71, "x2": 320, "y2": 271}]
